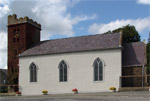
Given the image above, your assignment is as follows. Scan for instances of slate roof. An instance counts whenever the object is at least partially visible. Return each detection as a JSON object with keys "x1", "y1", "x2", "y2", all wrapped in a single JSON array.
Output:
[
  {"x1": 20, "y1": 33, "x2": 122, "y2": 56},
  {"x1": 122, "y1": 42, "x2": 147, "y2": 67}
]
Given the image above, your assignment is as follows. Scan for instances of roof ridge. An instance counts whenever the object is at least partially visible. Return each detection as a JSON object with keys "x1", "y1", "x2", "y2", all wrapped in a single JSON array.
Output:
[{"x1": 41, "y1": 32, "x2": 120, "y2": 42}]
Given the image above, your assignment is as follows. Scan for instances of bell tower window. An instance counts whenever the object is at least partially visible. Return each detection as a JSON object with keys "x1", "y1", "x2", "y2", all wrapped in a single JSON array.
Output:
[
  {"x1": 13, "y1": 28, "x2": 20, "y2": 42},
  {"x1": 15, "y1": 49, "x2": 18, "y2": 56}
]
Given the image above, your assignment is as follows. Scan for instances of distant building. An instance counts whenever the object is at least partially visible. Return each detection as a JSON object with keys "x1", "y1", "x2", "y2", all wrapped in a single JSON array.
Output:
[{"x1": 0, "y1": 69, "x2": 7, "y2": 85}]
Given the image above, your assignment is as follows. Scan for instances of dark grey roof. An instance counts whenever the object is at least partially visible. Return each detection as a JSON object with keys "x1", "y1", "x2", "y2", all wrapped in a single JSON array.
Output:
[
  {"x1": 0, "y1": 69, "x2": 7, "y2": 75},
  {"x1": 122, "y1": 42, "x2": 147, "y2": 67},
  {"x1": 20, "y1": 33, "x2": 122, "y2": 56}
]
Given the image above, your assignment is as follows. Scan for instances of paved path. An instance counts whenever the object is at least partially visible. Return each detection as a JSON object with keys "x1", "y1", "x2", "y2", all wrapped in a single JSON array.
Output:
[{"x1": 0, "y1": 91, "x2": 150, "y2": 101}]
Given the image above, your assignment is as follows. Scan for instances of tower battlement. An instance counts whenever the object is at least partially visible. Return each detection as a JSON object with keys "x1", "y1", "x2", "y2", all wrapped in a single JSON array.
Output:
[{"x1": 8, "y1": 14, "x2": 41, "y2": 29}]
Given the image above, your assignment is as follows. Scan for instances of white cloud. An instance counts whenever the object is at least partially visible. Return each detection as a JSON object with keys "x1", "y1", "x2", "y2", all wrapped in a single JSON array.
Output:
[
  {"x1": 71, "y1": 14, "x2": 97, "y2": 25},
  {"x1": 0, "y1": 0, "x2": 11, "y2": 7},
  {"x1": 88, "y1": 17, "x2": 150, "y2": 34},
  {"x1": 0, "y1": 5, "x2": 9, "y2": 17},
  {"x1": 7, "y1": 0, "x2": 96, "y2": 40},
  {"x1": 0, "y1": 0, "x2": 11, "y2": 18},
  {"x1": 0, "y1": 0, "x2": 96, "y2": 69},
  {"x1": 137, "y1": 0, "x2": 150, "y2": 5},
  {"x1": 0, "y1": 32, "x2": 7, "y2": 69}
]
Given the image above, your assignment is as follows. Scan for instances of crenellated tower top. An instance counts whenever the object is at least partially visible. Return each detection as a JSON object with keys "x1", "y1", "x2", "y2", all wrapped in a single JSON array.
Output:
[{"x1": 8, "y1": 14, "x2": 41, "y2": 29}]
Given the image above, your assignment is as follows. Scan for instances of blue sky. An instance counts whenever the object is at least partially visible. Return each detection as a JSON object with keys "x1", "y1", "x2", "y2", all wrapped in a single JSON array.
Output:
[
  {"x1": 0, "y1": 0, "x2": 150, "y2": 69},
  {"x1": 52, "y1": 0, "x2": 150, "y2": 40},
  {"x1": 70, "y1": 0, "x2": 149, "y2": 20}
]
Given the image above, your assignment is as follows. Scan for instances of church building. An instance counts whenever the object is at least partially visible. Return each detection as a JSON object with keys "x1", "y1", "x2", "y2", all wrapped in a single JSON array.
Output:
[{"x1": 7, "y1": 14, "x2": 147, "y2": 95}]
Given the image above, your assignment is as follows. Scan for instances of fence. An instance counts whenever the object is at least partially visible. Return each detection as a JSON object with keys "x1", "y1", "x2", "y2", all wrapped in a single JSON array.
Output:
[
  {"x1": 0, "y1": 85, "x2": 20, "y2": 93},
  {"x1": 120, "y1": 75, "x2": 150, "y2": 87}
]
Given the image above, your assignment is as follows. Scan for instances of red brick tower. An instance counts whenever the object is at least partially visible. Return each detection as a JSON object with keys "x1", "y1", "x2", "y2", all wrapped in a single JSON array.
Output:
[{"x1": 7, "y1": 14, "x2": 41, "y2": 84}]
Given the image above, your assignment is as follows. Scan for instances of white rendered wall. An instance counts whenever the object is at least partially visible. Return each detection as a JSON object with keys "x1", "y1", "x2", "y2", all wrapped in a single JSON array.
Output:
[{"x1": 19, "y1": 49, "x2": 122, "y2": 95}]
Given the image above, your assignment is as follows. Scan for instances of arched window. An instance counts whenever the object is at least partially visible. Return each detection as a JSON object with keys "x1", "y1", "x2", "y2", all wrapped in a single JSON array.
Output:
[
  {"x1": 59, "y1": 60, "x2": 67, "y2": 82},
  {"x1": 29, "y1": 62, "x2": 37, "y2": 82},
  {"x1": 93, "y1": 58, "x2": 103, "y2": 81}
]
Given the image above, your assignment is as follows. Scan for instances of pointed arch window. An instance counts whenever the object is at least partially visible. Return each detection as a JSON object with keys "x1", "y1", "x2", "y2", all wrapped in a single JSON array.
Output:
[
  {"x1": 29, "y1": 62, "x2": 37, "y2": 82},
  {"x1": 59, "y1": 60, "x2": 67, "y2": 82},
  {"x1": 93, "y1": 58, "x2": 103, "y2": 81}
]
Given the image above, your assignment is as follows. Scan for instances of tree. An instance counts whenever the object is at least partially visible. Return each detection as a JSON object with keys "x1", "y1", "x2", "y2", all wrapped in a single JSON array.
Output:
[
  {"x1": 103, "y1": 30, "x2": 112, "y2": 34},
  {"x1": 7, "y1": 70, "x2": 18, "y2": 84},
  {"x1": 111, "y1": 25, "x2": 141, "y2": 43},
  {"x1": 147, "y1": 33, "x2": 150, "y2": 75},
  {"x1": 147, "y1": 43, "x2": 150, "y2": 75}
]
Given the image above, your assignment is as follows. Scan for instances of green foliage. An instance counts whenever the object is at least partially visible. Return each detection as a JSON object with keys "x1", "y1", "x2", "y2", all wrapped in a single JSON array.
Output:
[
  {"x1": 103, "y1": 25, "x2": 141, "y2": 43},
  {"x1": 0, "y1": 88, "x2": 8, "y2": 93},
  {"x1": 147, "y1": 43, "x2": 150, "y2": 74},
  {"x1": 103, "y1": 30, "x2": 112, "y2": 34},
  {"x1": 7, "y1": 71, "x2": 18, "y2": 84},
  {"x1": 112, "y1": 25, "x2": 141, "y2": 43}
]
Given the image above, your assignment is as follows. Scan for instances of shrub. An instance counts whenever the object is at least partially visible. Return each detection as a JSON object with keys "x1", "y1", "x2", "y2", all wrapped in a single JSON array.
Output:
[
  {"x1": 16, "y1": 91, "x2": 21, "y2": 94},
  {"x1": 0, "y1": 88, "x2": 8, "y2": 93},
  {"x1": 42, "y1": 90, "x2": 48, "y2": 93},
  {"x1": 109, "y1": 87, "x2": 116, "y2": 90},
  {"x1": 72, "y1": 88, "x2": 78, "y2": 92}
]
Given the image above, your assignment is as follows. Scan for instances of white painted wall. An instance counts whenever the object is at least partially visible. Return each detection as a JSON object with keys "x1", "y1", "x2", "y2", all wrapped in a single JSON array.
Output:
[{"x1": 19, "y1": 49, "x2": 122, "y2": 95}]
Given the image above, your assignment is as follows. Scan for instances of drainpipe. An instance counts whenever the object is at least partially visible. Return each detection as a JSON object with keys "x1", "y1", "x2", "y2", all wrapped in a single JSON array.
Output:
[{"x1": 142, "y1": 65, "x2": 145, "y2": 87}]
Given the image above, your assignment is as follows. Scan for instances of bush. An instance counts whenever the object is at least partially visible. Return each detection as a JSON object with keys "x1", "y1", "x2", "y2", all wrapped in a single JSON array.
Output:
[
  {"x1": 42, "y1": 90, "x2": 48, "y2": 93},
  {"x1": 16, "y1": 91, "x2": 21, "y2": 94},
  {"x1": 109, "y1": 87, "x2": 116, "y2": 90},
  {"x1": 0, "y1": 88, "x2": 8, "y2": 93},
  {"x1": 72, "y1": 88, "x2": 78, "y2": 92}
]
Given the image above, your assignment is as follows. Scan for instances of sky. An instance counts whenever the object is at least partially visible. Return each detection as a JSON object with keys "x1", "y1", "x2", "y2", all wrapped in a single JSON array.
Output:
[{"x1": 0, "y1": 0, "x2": 150, "y2": 69}]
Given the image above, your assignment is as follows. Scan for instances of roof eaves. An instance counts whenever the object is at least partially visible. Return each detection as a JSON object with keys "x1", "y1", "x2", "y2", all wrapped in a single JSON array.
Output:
[
  {"x1": 122, "y1": 64, "x2": 145, "y2": 67},
  {"x1": 19, "y1": 46, "x2": 122, "y2": 58}
]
